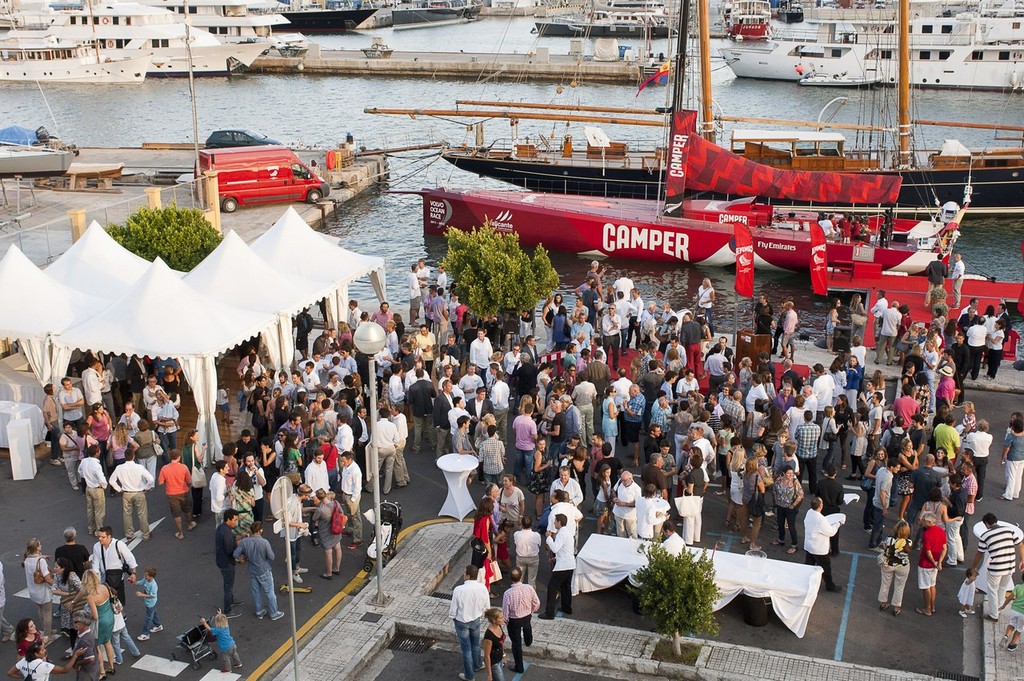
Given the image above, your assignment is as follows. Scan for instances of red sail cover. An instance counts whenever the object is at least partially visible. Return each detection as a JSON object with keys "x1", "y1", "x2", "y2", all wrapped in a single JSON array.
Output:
[
  {"x1": 672, "y1": 110, "x2": 903, "y2": 204},
  {"x1": 663, "y1": 111, "x2": 692, "y2": 217},
  {"x1": 734, "y1": 223, "x2": 754, "y2": 298},
  {"x1": 810, "y1": 223, "x2": 828, "y2": 296},
  {"x1": 1019, "y1": 242, "x2": 1024, "y2": 316}
]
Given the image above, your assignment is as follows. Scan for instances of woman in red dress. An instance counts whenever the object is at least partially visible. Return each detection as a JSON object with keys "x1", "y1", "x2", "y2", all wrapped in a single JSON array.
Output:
[{"x1": 473, "y1": 497, "x2": 496, "y2": 595}]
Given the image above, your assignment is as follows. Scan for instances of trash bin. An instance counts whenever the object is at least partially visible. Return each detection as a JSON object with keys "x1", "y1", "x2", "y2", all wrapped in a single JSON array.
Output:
[
  {"x1": 742, "y1": 594, "x2": 771, "y2": 627},
  {"x1": 833, "y1": 325, "x2": 852, "y2": 353}
]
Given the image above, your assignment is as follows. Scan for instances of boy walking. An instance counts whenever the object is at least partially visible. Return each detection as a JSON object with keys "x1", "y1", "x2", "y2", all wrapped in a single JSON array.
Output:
[
  {"x1": 1000, "y1": 575, "x2": 1024, "y2": 651},
  {"x1": 134, "y1": 567, "x2": 162, "y2": 640}
]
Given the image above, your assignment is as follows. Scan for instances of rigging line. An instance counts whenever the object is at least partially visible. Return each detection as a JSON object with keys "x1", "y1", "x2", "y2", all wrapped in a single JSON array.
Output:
[{"x1": 35, "y1": 80, "x2": 63, "y2": 141}]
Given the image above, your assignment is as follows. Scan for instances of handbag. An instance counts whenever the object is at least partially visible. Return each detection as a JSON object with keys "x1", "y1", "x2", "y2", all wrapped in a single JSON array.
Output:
[
  {"x1": 330, "y1": 501, "x2": 348, "y2": 535},
  {"x1": 488, "y1": 559, "x2": 503, "y2": 583},
  {"x1": 748, "y1": 488, "x2": 765, "y2": 518},
  {"x1": 470, "y1": 538, "x2": 487, "y2": 568},
  {"x1": 860, "y1": 476, "x2": 874, "y2": 491},
  {"x1": 674, "y1": 495, "x2": 702, "y2": 519},
  {"x1": 191, "y1": 462, "x2": 207, "y2": 488},
  {"x1": 32, "y1": 557, "x2": 46, "y2": 585}
]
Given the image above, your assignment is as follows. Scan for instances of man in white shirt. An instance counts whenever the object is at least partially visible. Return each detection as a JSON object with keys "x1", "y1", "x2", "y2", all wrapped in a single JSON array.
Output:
[
  {"x1": 389, "y1": 404, "x2": 410, "y2": 488},
  {"x1": 489, "y1": 371, "x2": 511, "y2": 443},
  {"x1": 611, "y1": 369, "x2": 633, "y2": 412},
  {"x1": 950, "y1": 253, "x2": 965, "y2": 307},
  {"x1": 458, "y1": 364, "x2": 485, "y2": 395},
  {"x1": 449, "y1": 397, "x2": 470, "y2": 441},
  {"x1": 811, "y1": 364, "x2": 835, "y2": 420},
  {"x1": 601, "y1": 304, "x2": 623, "y2": 371},
  {"x1": 696, "y1": 278, "x2": 716, "y2": 334},
  {"x1": 117, "y1": 403, "x2": 142, "y2": 438},
  {"x1": 388, "y1": 365, "x2": 407, "y2": 409},
  {"x1": 800, "y1": 386, "x2": 819, "y2": 418},
  {"x1": 546, "y1": 490, "x2": 584, "y2": 552},
  {"x1": 449, "y1": 564, "x2": 491, "y2": 679},
  {"x1": 209, "y1": 460, "x2": 229, "y2": 526},
  {"x1": 91, "y1": 528, "x2": 138, "y2": 603},
  {"x1": 613, "y1": 275, "x2": 634, "y2": 301},
  {"x1": 78, "y1": 445, "x2": 107, "y2": 536},
  {"x1": 335, "y1": 415, "x2": 355, "y2": 454},
  {"x1": 876, "y1": 302, "x2": 902, "y2": 365},
  {"x1": 347, "y1": 299, "x2": 362, "y2": 331},
  {"x1": 406, "y1": 263, "x2": 421, "y2": 324},
  {"x1": 661, "y1": 520, "x2": 686, "y2": 556},
  {"x1": 304, "y1": 445, "x2": 331, "y2": 494},
  {"x1": 869, "y1": 290, "x2": 889, "y2": 342},
  {"x1": 436, "y1": 265, "x2": 448, "y2": 292},
  {"x1": 549, "y1": 467, "x2": 584, "y2": 508},
  {"x1": 416, "y1": 259, "x2": 431, "y2": 301},
  {"x1": 81, "y1": 358, "x2": 103, "y2": 408},
  {"x1": 803, "y1": 496, "x2": 844, "y2": 592},
  {"x1": 611, "y1": 471, "x2": 641, "y2": 539},
  {"x1": 469, "y1": 329, "x2": 494, "y2": 372},
  {"x1": 744, "y1": 373, "x2": 769, "y2": 414},
  {"x1": 108, "y1": 450, "x2": 154, "y2": 541},
  {"x1": 58, "y1": 377, "x2": 86, "y2": 425},
  {"x1": 339, "y1": 452, "x2": 363, "y2": 549},
  {"x1": 371, "y1": 407, "x2": 401, "y2": 495},
  {"x1": 539, "y1": 514, "x2": 577, "y2": 619}
]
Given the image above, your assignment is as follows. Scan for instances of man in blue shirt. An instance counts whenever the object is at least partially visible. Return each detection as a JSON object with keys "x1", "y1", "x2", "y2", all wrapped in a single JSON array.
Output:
[
  {"x1": 215, "y1": 510, "x2": 243, "y2": 619},
  {"x1": 233, "y1": 521, "x2": 284, "y2": 621}
]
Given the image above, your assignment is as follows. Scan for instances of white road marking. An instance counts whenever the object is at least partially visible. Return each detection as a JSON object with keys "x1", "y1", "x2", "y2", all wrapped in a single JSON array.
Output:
[
  {"x1": 132, "y1": 654, "x2": 189, "y2": 676},
  {"x1": 200, "y1": 670, "x2": 240, "y2": 681}
]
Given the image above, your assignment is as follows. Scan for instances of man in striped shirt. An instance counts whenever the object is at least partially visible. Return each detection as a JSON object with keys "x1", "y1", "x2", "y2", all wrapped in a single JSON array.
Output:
[
  {"x1": 501, "y1": 567, "x2": 540, "y2": 674},
  {"x1": 971, "y1": 513, "x2": 1024, "y2": 620}
]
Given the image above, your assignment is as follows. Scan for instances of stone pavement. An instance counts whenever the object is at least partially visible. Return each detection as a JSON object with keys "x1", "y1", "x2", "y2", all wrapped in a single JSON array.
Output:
[
  {"x1": 271, "y1": 522, "x2": 944, "y2": 681},
  {"x1": 986, "y1": 611, "x2": 1024, "y2": 681}
]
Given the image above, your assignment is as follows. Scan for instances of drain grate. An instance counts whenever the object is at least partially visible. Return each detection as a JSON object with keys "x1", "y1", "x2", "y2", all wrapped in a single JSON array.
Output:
[
  {"x1": 430, "y1": 591, "x2": 453, "y2": 600},
  {"x1": 389, "y1": 634, "x2": 435, "y2": 654},
  {"x1": 934, "y1": 672, "x2": 980, "y2": 681},
  {"x1": 360, "y1": 613, "x2": 382, "y2": 623}
]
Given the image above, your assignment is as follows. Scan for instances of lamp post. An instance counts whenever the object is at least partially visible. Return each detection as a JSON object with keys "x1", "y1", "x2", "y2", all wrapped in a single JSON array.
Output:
[{"x1": 353, "y1": 320, "x2": 390, "y2": 606}]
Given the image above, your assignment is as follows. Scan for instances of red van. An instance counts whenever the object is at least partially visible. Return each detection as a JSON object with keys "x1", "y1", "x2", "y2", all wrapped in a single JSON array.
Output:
[{"x1": 198, "y1": 145, "x2": 330, "y2": 213}]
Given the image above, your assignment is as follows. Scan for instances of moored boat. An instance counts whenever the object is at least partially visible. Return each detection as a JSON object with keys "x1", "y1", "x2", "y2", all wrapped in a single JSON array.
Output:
[
  {"x1": 0, "y1": 34, "x2": 151, "y2": 83},
  {"x1": 0, "y1": 145, "x2": 75, "y2": 177},
  {"x1": 277, "y1": 0, "x2": 379, "y2": 32},
  {"x1": 417, "y1": 187, "x2": 952, "y2": 273},
  {"x1": 391, "y1": 0, "x2": 481, "y2": 28}
]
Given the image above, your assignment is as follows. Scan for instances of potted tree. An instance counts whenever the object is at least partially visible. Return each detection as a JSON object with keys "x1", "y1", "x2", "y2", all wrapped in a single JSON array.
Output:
[{"x1": 631, "y1": 543, "x2": 720, "y2": 663}]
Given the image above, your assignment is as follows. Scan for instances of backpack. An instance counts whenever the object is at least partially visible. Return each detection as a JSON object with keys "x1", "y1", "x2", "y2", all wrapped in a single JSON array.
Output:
[{"x1": 330, "y1": 501, "x2": 347, "y2": 535}]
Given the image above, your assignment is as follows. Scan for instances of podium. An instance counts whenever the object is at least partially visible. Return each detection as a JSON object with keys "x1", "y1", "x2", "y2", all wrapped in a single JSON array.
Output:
[
  {"x1": 735, "y1": 329, "x2": 772, "y2": 366},
  {"x1": 8, "y1": 419, "x2": 37, "y2": 481}
]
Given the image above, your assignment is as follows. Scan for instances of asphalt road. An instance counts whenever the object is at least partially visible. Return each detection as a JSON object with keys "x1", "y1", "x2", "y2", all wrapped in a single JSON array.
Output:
[{"x1": 0, "y1": 384, "x2": 1019, "y2": 679}]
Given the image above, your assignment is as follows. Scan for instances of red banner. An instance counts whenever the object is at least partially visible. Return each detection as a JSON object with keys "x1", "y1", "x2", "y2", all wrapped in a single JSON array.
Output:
[
  {"x1": 734, "y1": 223, "x2": 754, "y2": 298},
  {"x1": 662, "y1": 111, "x2": 694, "y2": 217},
  {"x1": 1019, "y1": 242, "x2": 1024, "y2": 316},
  {"x1": 810, "y1": 224, "x2": 828, "y2": 296}
]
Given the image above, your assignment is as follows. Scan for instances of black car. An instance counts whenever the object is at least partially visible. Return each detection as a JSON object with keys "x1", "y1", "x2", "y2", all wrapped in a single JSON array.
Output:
[{"x1": 204, "y1": 129, "x2": 280, "y2": 149}]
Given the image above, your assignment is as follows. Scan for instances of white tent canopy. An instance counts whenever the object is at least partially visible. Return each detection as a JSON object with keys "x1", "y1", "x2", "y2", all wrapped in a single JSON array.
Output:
[
  {"x1": 249, "y1": 207, "x2": 387, "y2": 328},
  {"x1": 0, "y1": 245, "x2": 105, "y2": 386},
  {"x1": 44, "y1": 221, "x2": 154, "y2": 300},
  {"x1": 55, "y1": 258, "x2": 278, "y2": 453},
  {"x1": 184, "y1": 230, "x2": 336, "y2": 371}
]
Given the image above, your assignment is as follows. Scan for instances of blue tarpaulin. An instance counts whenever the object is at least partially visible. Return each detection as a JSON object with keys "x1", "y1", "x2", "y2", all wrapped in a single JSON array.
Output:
[{"x1": 0, "y1": 126, "x2": 39, "y2": 146}]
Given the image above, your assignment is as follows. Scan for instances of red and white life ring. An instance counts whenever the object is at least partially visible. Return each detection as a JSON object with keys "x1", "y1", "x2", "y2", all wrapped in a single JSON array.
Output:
[
  {"x1": 101, "y1": 16, "x2": 110, "y2": 24},
  {"x1": 106, "y1": 40, "x2": 115, "y2": 49}
]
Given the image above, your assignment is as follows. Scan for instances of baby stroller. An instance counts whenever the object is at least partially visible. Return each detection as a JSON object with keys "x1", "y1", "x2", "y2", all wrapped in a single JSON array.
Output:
[
  {"x1": 362, "y1": 500, "x2": 402, "y2": 572},
  {"x1": 168, "y1": 619, "x2": 217, "y2": 670}
]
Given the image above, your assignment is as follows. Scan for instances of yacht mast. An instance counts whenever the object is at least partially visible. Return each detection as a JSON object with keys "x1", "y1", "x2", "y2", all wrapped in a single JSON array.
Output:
[
  {"x1": 672, "y1": 0, "x2": 691, "y2": 114},
  {"x1": 698, "y1": 0, "x2": 714, "y2": 142},
  {"x1": 897, "y1": 0, "x2": 911, "y2": 167}
]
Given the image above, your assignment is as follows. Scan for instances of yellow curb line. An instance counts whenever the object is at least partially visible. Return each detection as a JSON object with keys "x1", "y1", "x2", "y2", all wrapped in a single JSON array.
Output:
[{"x1": 246, "y1": 517, "x2": 456, "y2": 681}]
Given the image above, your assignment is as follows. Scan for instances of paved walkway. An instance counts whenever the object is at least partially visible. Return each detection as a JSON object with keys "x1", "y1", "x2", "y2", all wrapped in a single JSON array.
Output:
[
  {"x1": 986, "y1": 611, "x2": 1024, "y2": 681},
  {"x1": 272, "y1": 522, "x2": 945, "y2": 681}
]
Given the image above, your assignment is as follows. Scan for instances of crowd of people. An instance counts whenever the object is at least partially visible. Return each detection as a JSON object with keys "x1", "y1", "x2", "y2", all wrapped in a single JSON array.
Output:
[{"x1": 5, "y1": 255, "x2": 1024, "y2": 681}]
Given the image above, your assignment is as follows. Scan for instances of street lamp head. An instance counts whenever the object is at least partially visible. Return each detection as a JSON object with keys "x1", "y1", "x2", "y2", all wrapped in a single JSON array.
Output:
[{"x1": 353, "y1": 321, "x2": 387, "y2": 355}]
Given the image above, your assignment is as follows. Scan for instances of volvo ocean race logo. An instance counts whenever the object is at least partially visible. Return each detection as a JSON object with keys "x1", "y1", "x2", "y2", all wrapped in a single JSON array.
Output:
[
  {"x1": 489, "y1": 210, "x2": 514, "y2": 232},
  {"x1": 602, "y1": 223, "x2": 689, "y2": 260},
  {"x1": 428, "y1": 199, "x2": 452, "y2": 227}
]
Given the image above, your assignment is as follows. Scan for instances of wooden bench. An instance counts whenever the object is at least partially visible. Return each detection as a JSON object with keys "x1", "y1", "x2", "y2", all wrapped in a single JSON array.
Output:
[{"x1": 586, "y1": 142, "x2": 628, "y2": 160}]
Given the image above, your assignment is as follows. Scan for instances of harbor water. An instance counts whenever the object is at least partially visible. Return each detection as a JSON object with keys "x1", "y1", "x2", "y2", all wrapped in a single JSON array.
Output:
[{"x1": 2, "y1": 16, "x2": 1021, "y2": 331}]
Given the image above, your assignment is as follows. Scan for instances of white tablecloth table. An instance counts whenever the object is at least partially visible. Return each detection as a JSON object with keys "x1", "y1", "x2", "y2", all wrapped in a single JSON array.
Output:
[
  {"x1": 0, "y1": 354, "x2": 45, "y2": 406},
  {"x1": 0, "y1": 401, "x2": 46, "y2": 448},
  {"x1": 571, "y1": 534, "x2": 824, "y2": 637},
  {"x1": 436, "y1": 453, "x2": 480, "y2": 520}
]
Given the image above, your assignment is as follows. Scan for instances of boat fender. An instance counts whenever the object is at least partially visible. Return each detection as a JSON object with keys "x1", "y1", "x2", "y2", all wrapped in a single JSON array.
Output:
[
  {"x1": 101, "y1": 16, "x2": 110, "y2": 24},
  {"x1": 1011, "y1": 71, "x2": 1020, "y2": 88},
  {"x1": 326, "y1": 150, "x2": 337, "y2": 170}
]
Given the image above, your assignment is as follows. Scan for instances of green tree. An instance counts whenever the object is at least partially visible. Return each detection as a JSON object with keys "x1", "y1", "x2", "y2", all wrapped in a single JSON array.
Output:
[
  {"x1": 441, "y1": 222, "x2": 559, "y2": 317},
  {"x1": 632, "y1": 543, "x2": 721, "y2": 657},
  {"x1": 107, "y1": 205, "x2": 222, "y2": 272}
]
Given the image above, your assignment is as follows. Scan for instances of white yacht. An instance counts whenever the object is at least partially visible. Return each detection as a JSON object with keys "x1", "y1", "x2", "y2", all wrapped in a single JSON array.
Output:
[
  {"x1": 0, "y1": 33, "x2": 152, "y2": 82},
  {"x1": 720, "y1": 8, "x2": 1024, "y2": 89},
  {"x1": 134, "y1": 0, "x2": 307, "y2": 55},
  {"x1": 5, "y1": 1, "x2": 269, "y2": 75}
]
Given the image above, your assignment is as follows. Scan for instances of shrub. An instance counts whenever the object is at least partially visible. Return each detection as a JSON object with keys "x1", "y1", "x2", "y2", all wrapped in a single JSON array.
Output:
[{"x1": 108, "y1": 206, "x2": 221, "y2": 272}]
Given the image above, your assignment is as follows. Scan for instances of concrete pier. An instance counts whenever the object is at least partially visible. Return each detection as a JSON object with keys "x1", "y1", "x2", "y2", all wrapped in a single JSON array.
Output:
[
  {"x1": 0, "y1": 144, "x2": 388, "y2": 266},
  {"x1": 252, "y1": 47, "x2": 642, "y2": 84}
]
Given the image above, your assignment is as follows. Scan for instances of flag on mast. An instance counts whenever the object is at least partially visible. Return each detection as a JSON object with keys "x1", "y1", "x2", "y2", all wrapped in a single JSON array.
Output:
[
  {"x1": 810, "y1": 224, "x2": 828, "y2": 296},
  {"x1": 733, "y1": 223, "x2": 754, "y2": 298}
]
